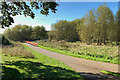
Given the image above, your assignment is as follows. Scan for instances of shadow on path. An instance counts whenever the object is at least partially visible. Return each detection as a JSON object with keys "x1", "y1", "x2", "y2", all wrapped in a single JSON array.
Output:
[
  {"x1": 2, "y1": 60, "x2": 119, "y2": 80},
  {"x1": 79, "y1": 72, "x2": 119, "y2": 80}
]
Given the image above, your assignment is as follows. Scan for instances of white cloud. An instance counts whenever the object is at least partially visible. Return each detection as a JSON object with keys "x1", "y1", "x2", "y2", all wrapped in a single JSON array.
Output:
[{"x1": 10, "y1": 15, "x2": 52, "y2": 31}]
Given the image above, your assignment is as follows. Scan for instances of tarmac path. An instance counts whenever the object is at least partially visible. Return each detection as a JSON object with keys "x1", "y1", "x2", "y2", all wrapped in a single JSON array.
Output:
[{"x1": 24, "y1": 43, "x2": 119, "y2": 80}]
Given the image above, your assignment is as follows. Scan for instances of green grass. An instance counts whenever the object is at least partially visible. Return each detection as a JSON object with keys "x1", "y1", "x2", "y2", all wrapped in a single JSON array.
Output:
[
  {"x1": 34, "y1": 40, "x2": 118, "y2": 64},
  {"x1": 2, "y1": 44, "x2": 83, "y2": 79},
  {"x1": 101, "y1": 71, "x2": 120, "y2": 78}
]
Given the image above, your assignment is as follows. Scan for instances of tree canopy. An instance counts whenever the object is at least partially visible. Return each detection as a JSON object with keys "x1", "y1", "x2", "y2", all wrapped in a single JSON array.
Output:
[
  {"x1": 50, "y1": 20, "x2": 79, "y2": 42},
  {"x1": 0, "y1": 1, "x2": 59, "y2": 28},
  {"x1": 4, "y1": 25, "x2": 47, "y2": 41},
  {"x1": 48, "y1": 4, "x2": 120, "y2": 45}
]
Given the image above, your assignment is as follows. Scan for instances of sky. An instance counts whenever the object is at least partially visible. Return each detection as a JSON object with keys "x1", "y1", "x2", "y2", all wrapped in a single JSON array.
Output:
[{"x1": 0, "y1": 1, "x2": 119, "y2": 33}]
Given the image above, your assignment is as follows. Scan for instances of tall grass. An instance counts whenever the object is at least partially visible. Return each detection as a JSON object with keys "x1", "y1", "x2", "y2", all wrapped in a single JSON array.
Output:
[
  {"x1": 34, "y1": 40, "x2": 118, "y2": 64},
  {"x1": 2, "y1": 42, "x2": 34, "y2": 58}
]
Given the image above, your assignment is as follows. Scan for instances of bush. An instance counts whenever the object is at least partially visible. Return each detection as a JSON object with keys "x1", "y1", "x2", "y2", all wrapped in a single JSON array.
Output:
[{"x1": 0, "y1": 34, "x2": 11, "y2": 45}]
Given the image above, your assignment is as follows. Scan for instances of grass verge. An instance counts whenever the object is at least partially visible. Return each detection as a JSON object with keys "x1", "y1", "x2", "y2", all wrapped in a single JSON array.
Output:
[
  {"x1": 38, "y1": 45, "x2": 118, "y2": 64},
  {"x1": 101, "y1": 71, "x2": 120, "y2": 78},
  {"x1": 2, "y1": 44, "x2": 83, "y2": 79}
]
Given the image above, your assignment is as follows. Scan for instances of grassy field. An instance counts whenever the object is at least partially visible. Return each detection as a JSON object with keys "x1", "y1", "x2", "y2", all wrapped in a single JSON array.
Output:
[
  {"x1": 34, "y1": 40, "x2": 118, "y2": 64},
  {"x1": 2, "y1": 43, "x2": 83, "y2": 79}
]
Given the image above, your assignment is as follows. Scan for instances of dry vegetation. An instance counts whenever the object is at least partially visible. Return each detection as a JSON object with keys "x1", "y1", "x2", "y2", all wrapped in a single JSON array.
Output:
[
  {"x1": 35, "y1": 40, "x2": 118, "y2": 57},
  {"x1": 34, "y1": 40, "x2": 118, "y2": 64},
  {"x1": 2, "y1": 42, "x2": 34, "y2": 58}
]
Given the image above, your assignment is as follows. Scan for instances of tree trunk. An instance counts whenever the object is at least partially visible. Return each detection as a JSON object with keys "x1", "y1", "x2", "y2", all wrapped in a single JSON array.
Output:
[
  {"x1": 97, "y1": 39, "x2": 99, "y2": 45},
  {"x1": 103, "y1": 39, "x2": 106, "y2": 45}
]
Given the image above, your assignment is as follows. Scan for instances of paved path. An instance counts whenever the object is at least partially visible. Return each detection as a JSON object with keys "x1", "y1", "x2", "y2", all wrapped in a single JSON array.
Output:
[{"x1": 24, "y1": 43, "x2": 119, "y2": 80}]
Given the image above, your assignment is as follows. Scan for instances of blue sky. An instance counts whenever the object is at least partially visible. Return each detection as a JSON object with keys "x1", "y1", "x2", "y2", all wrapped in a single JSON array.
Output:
[{"x1": 0, "y1": 2, "x2": 119, "y2": 33}]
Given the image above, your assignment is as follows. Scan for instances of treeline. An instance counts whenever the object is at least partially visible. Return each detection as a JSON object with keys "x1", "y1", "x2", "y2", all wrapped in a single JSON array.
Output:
[
  {"x1": 49, "y1": 4, "x2": 120, "y2": 45},
  {"x1": 4, "y1": 4, "x2": 120, "y2": 45},
  {"x1": 4, "y1": 25, "x2": 47, "y2": 41}
]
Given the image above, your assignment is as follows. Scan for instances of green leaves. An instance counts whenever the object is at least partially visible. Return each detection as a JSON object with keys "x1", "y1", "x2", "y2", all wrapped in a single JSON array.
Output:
[
  {"x1": 51, "y1": 20, "x2": 79, "y2": 42},
  {"x1": 4, "y1": 25, "x2": 47, "y2": 41},
  {"x1": 1, "y1": 2, "x2": 59, "y2": 28}
]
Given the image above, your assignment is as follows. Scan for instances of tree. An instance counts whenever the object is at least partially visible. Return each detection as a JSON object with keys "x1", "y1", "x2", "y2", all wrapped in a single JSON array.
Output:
[
  {"x1": 0, "y1": 1, "x2": 59, "y2": 28},
  {"x1": 70, "y1": 19, "x2": 81, "y2": 28},
  {"x1": 4, "y1": 28, "x2": 13, "y2": 40},
  {"x1": 76, "y1": 17, "x2": 85, "y2": 42},
  {"x1": 21, "y1": 25, "x2": 32, "y2": 41},
  {"x1": 77, "y1": 10, "x2": 96, "y2": 45},
  {"x1": 4, "y1": 25, "x2": 32, "y2": 41},
  {"x1": 48, "y1": 31, "x2": 56, "y2": 41},
  {"x1": 70, "y1": 19, "x2": 80, "y2": 41},
  {"x1": 4, "y1": 25, "x2": 47, "y2": 41},
  {"x1": 96, "y1": 4, "x2": 114, "y2": 45},
  {"x1": 31, "y1": 26, "x2": 47, "y2": 40},
  {"x1": 115, "y1": 9, "x2": 120, "y2": 45},
  {"x1": 0, "y1": 34, "x2": 11, "y2": 45},
  {"x1": 52, "y1": 20, "x2": 78, "y2": 42},
  {"x1": 4, "y1": 25, "x2": 22, "y2": 41},
  {"x1": 84, "y1": 10, "x2": 96, "y2": 44},
  {"x1": 108, "y1": 21, "x2": 117, "y2": 45}
]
